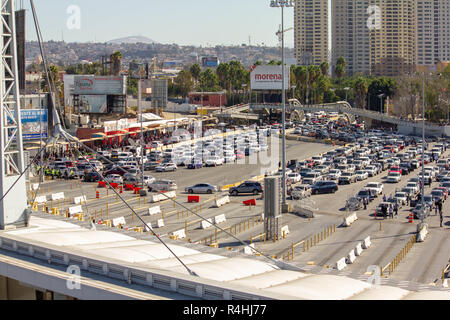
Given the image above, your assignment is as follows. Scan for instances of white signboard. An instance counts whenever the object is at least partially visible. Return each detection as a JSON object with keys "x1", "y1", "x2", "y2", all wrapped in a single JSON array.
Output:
[{"x1": 250, "y1": 65, "x2": 290, "y2": 90}]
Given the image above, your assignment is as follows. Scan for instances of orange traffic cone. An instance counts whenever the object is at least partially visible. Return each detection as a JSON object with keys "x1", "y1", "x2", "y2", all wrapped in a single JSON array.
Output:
[{"x1": 409, "y1": 213, "x2": 414, "y2": 223}]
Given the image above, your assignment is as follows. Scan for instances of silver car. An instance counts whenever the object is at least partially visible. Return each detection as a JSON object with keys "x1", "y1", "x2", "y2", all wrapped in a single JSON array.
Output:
[{"x1": 185, "y1": 183, "x2": 218, "y2": 194}]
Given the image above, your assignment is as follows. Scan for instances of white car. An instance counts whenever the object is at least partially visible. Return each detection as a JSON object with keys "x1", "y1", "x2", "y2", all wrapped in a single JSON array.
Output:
[
  {"x1": 328, "y1": 169, "x2": 342, "y2": 180},
  {"x1": 155, "y1": 163, "x2": 178, "y2": 172},
  {"x1": 387, "y1": 172, "x2": 402, "y2": 183},
  {"x1": 355, "y1": 170, "x2": 369, "y2": 181},
  {"x1": 365, "y1": 182, "x2": 384, "y2": 195},
  {"x1": 287, "y1": 173, "x2": 302, "y2": 184},
  {"x1": 205, "y1": 156, "x2": 225, "y2": 167},
  {"x1": 364, "y1": 166, "x2": 377, "y2": 177},
  {"x1": 105, "y1": 174, "x2": 123, "y2": 185},
  {"x1": 406, "y1": 182, "x2": 419, "y2": 194},
  {"x1": 224, "y1": 153, "x2": 236, "y2": 163},
  {"x1": 394, "y1": 192, "x2": 408, "y2": 205}
]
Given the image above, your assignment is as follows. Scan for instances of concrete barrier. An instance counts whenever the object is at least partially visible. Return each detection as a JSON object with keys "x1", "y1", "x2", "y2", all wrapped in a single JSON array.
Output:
[
  {"x1": 336, "y1": 257, "x2": 347, "y2": 271},
  {"x1": 355, "y1": 243, "x2": 363, "y2": 256},
  {"x1": 244, "y1": 243, "x2": 256, "y2": 255},
  {"x1": 214, "y1": 214, "x2": 227, "y2": 225},
  {"x1": 147, "y1": 206, "x2": 162, "y2": 216},
  {"x1": 150, "y1": 191, "x2": 176, "y2": 203},
  {"x1": 171, "y1": 229, "x2": 186, "y2": 240},
  {"x1": 51, "y1": 192, "x2": 65, "y2": 201},
  {"x1": 343, "y1": 213, "x2": 358, "y2": 227},
  {"x1": 69, "y1": 206, "x2": 83, "y2": 217},
  {"x1": 281, "y1": 226, "x2": 290, "y2": 237},
  {"x1": 362, "y1": 236, "x2": 372, "y2": 249},
  {"x1": 214, "y1": 196, "x2": 230, "y2": 208},
  {"x1": 416, "y1": 224, "x2": 429, "y2": 243},
  {"x1": 155, "y1": 219, "x2": 165, "y2": 228},
  {"x1": 112, "y1": 217, "x2": 126, "y2": 227},
  {"x1": 73, "y1": 195, "x2": 87, "y2": 205},
  {"x1": 35, "y1": 196, "x2": 47, "y2": 205},
  {"x1": 346, "y1": 250, "x2": 356, "y2": 264},
  {"x1": 200, "y1": 219, "x2": 214, "y2": 230}
]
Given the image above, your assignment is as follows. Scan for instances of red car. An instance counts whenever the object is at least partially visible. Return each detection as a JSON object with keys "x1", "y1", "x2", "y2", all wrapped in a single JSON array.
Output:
[{"x1": 389, "y1": 166, "x2": 402, "y2": 175}]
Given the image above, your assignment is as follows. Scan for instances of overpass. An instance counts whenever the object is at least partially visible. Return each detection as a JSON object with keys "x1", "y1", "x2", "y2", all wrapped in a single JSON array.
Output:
[{"x1": 250, "y1": 101, "x2": 450, "y2": 137}]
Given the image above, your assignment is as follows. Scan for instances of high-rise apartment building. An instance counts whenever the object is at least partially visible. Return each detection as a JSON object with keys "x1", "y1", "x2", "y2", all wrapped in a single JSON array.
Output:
[
  {"x1": 417, "y1": 0, "x2": 450, "y2": 69},
  {"x1": 294, "y1": 0, "x2": 329, "y2": 66},
  {"x1": 332, "y1": 0, "x2": 417, "y2": 77},
  {"x1": 332, "y1": 0, "x2": 371, "y2": 76}
]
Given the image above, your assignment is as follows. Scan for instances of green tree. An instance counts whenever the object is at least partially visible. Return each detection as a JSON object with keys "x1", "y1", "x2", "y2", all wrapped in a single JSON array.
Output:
[
  {"x1": 174, "y1": 70, "x2": 194, "y2": 98},
  {"x1": 198, "y1": 69, "x2": 220, "y2": 92},
  {"x1": 320, "y1": 61, "x2": 329, "y2": 77},
  {"x1": 353, "y1": 78, "x2": 369, "y2": 109},
  {"x1": 335, "y1": 57, "x2": 347, "y2": 84},
  {"x1": 190, "y1": 64, "x2": 202, "y2": 86}
]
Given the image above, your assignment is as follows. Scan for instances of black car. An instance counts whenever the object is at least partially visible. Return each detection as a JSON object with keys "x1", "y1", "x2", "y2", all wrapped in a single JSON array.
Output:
[
  {"x1": 311, "y1": 181, "x2": 338, "y2": 195},
  {"x1": 229, "y1": 182, "x2": 263, "y2": 196},
  {"x1": 84, "y1": 172, "x2": 102, "y2": 182}
]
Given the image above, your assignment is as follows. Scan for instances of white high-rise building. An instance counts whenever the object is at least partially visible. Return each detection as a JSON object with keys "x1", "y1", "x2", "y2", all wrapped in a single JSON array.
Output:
[
  {"x1": 294, "y1": 0, "x2": 329, "y2": 66},
  {"x1": 417, "y1": 0, "x2": 450, "y2": 69}
]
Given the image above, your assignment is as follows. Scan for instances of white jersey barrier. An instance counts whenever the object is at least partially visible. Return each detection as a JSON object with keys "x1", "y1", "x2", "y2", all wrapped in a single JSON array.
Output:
[
  {"x1": 150, "y1": 191, "x2": 176, "y2": 203},
  {"x1": 51, "y1": 192, "x2": 65, "y2": 201},
  {"x1": 200, "y1": 219, "x2": 214, "y2": 230},
  {"x1": 214, "y1": 214, "x2": 227, "y2": 225},
  {"x1": 112, "y1": 217, "x2": 126, "y2": 227},
  {"x1": 147, "y1": 206, "x2": 162, "y2": 216},
  {"x1": 35, "y1": 196, "x2": 47, "y2": 205},
  {"x1": 355, "y1": 243, "x2": 364, "y2": 256},
  {"x1": 346, "y1": 250, "x2": 356, "y2": 264},
  {"x1": 73, "y1": 195, "x2": 87, "y2": 205},
  {"x1": 343, "y1": 213, "x2": 358, "y2": 227},
  {"x1": 244, "y1": 243, "x2": 257, "y2": 255},
  {"x1": 416, "y1": 224, "x2": 429, "y2": 243},
  {"x1": 69, "y1": 206, "x2": 83, "y2": 217},
  {"x1": 155, "y1": 219, "x2": 165, "y2": 228},
  {"x1": 336, "y1": 257, "x2": 347, "y2": 271},
  {"x1": 281, "y1": 226, "x2": 290, "y2": 237},
  {"x1": 171, "y1": 229, "x2": 186, "y2": 240},
  {"x1": 214, "y1": 196, "x2": 230, "y2": 208},
  {"x1": 362, "y1": 236, "x2": 372, "y2": 249}
]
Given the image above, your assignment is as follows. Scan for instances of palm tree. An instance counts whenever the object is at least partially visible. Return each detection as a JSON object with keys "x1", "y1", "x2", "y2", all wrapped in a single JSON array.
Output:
[
  {"x1": 354, "y1": 77, "x2": 369, "y2": 109},
  {"x1": 320, "y1": 61, "x2": 329, "y2": 77}
]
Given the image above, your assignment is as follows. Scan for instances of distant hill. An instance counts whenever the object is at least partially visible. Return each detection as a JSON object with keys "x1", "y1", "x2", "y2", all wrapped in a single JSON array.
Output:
[{"x1": 107, "y1": 36, "x2": 158, "y2": 45}]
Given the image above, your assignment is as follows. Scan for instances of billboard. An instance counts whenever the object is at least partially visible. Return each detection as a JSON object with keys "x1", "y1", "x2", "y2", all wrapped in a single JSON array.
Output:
[
  {"x1": 79, "y1": 95, "x2": 108, "y2": 113},
  {"x1": 129, "y1": 62, "x2": 149, "y2": 79},
  {"x1": 250, "y1": 65, "x2": 290, "y2": 90},
  {"x1": 152, "y1": 79, "x2": 168, "y2": 109},
  {"x1": 73, "y1": 76, "x2": 126, "y2": 95},
  {"x1": 201, "y1": 57, "x2": 219, "y2": 68},
  {"x1": 9, "y1": 109, "x2": 48, "y2": 140}
]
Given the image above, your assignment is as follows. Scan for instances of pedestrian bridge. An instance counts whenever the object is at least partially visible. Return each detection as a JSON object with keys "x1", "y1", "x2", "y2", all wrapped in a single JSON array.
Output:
[{"x1": 250, "y1": 101, "x2": 449, "y2": 137}]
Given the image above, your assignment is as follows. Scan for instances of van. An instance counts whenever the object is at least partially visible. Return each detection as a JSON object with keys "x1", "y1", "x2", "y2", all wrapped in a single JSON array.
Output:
[
  {"x1": 148, "y1": 180, "x2": 177, "y2": 192},
  {"x1": 118, "y1": 152, "x2": 133, "y2": 159}
]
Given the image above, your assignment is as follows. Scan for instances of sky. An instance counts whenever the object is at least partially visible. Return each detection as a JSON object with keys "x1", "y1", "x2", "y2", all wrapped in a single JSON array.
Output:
[{"x1": 22, "y1": 0, "x2": 302, "y2": 47}]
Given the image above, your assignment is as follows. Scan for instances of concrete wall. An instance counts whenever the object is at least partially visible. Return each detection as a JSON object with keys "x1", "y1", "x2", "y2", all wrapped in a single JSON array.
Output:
[{"x1": 0, "y1": 276, "x2": 36, "y2": 300}]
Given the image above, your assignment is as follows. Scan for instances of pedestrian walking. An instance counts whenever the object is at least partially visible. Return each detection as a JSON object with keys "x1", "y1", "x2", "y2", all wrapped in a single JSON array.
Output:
[
  {"x1": 440, "y1": 211, "x2": 444, "y2": 228},
  {"x1": 394, "y1": 203, "x2": 399, "y2": 217},
  {"x1": 363, "y1": 197, "x2": 367, "y2": 210},
  {"x1": 383, "y1": 195, "x2": 387, "y2": 202},
  {"x1": 406, "y1": 194, "x2": 410, "y2": 206},
  {"x1": 389, "y1": 205, "x2": 394, "y2": 219}
]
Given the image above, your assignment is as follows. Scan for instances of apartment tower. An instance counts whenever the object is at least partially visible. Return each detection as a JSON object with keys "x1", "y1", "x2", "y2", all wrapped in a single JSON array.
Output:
[
  {"x1": 332, "y1": 0, "x2": 417, "y2": 77},
  {"x1": 417, "y1": 0, "x2": 450, "y2": 69},
  {"x1": 294, "y1": 0, "x2": 329, "y2": 66}
]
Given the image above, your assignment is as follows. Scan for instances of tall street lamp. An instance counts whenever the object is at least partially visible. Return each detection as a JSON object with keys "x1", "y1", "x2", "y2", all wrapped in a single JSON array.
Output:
[
  {"x1": 344, "y1": 87, "x2": 350, "y2": 102},
  {"x1": 378, "y1": 93, "x2": 385, "y2": 114},
  {"x1": 270, "y1": 0, "x2": 294, "y2": 212}
]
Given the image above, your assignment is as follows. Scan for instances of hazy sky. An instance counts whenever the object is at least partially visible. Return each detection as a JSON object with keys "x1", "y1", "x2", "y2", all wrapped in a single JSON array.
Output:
[{"x1": 22, "y1": 0, "x2": 301, "y2": 47}]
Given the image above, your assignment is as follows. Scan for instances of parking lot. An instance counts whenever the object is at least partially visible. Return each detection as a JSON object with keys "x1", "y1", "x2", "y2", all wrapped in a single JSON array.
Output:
[{"x1": 29, "y1": 115, "x2": 450, "y2": 287}]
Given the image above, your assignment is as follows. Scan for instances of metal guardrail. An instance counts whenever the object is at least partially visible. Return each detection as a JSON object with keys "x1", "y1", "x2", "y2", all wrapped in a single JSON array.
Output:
[{"x1": 381, "y1": 234, "x2": 416, "y2": 277}]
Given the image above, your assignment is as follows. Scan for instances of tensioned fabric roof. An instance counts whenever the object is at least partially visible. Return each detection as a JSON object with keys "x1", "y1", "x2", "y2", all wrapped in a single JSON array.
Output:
[{"x1": 4, "y1": 217, "x2": 450, "y2": 300}]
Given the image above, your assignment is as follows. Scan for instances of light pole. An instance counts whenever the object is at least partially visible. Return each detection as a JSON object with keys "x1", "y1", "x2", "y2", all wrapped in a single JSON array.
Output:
[
  {"x1": 378, "y1": 93, "x2": 385, "y2": 114},
  {"x1": 344, "y1": 87, "x2": 350, "y2": 102},
  {"x1": 420, "y1": 73, "x2": 426, "y2": 224},
  {"x1": 270, "y1": 0, "x2": 294, "y2": 211}
]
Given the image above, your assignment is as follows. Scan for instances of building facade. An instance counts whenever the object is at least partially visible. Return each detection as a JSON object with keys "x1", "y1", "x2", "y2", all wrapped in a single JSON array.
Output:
[
  {"x1": 417, "y1": 0, "x2": 450, "y2": 70},
  {"x1": 332, "y1": 0, "x2": 418, "y2": 77},
  {"x1": 294, "y1": 0, "x2": 329, "y2": 66}
]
